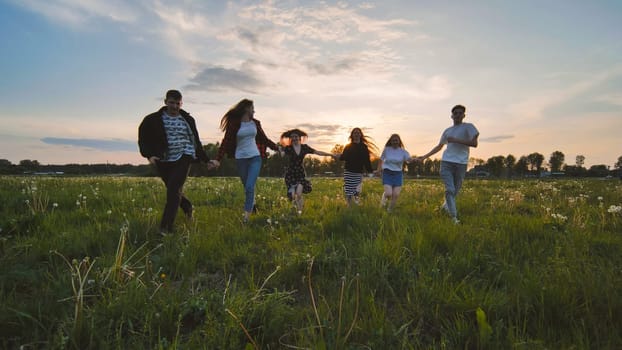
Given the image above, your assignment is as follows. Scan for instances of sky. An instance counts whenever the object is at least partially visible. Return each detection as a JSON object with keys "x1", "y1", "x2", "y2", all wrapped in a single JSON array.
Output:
[{"x1": 1, "y1": 0, "x2": 621, "y2": 168}]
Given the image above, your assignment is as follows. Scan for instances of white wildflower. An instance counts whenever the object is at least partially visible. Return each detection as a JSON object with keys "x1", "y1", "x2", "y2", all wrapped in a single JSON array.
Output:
[
  {"x1": 551, "y1": 213, "x2": 568, "y2": 222},
  {"x1": 607, "y1": 205, "x2": 622, "y2": 214}
]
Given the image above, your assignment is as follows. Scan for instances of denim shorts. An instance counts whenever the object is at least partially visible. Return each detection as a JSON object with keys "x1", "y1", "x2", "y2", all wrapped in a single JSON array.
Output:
[{"x1": 382, "y1": 169, "x2": 403, "y2": 187}]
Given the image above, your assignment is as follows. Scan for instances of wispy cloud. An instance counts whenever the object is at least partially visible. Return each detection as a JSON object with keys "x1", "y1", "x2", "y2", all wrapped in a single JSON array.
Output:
[
  {"x1": 41, "y1": 137, "x2": 136, "y2": 152},
  {"x1": 283, "y1": 123, "x2": 347, "y2": 138},
  {"x1": 480, "y1": 135, "x2": 515, "y2": 143},
  {"x1": 12, "y1": 0, "x2": 139, "y2": 27},
  {"x1": 508, "y1": 65, "x2": 622, "y2": 122},
  {"x1": 184, "y1": 66, "x2": 264, "y2": 93}
]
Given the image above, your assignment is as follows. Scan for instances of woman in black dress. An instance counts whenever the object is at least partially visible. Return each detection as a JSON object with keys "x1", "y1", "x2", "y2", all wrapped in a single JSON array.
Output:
[{"x1": 280, "y1": 129, "x2": 335, "y2": 214}]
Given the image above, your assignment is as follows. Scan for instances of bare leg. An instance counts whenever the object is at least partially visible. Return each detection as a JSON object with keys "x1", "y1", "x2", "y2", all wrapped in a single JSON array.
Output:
[
  {"x1": 389, "y1": 186, "x2": 402, "y2": 210},
  {"x1": 295, "y1": 184, "x2": 304, "y2": 213},
  {"x1": 382, "y1": 184, "x2": 392, "y2": 207}
]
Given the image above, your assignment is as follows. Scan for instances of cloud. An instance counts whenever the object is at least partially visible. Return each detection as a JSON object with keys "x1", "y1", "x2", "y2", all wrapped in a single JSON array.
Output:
[
  {"x1": 305, "y1": 57, "x2": 361, "y2": 75},
  {"x1": 41, "y1": 137, "x2": 136, "y2": 152},
  {"x1": 508, "y1": 65, "x2": 622, "y2": 122},
  {"x1": 279, "y1": 123, "x2": 353, "y2": 148},
  {"x1": 184, "y1": 66, "x2": 264, "y2": 93},
  {"x1": 285, "y1": 123, "x2": 345, "y2": 137},
  {"x1": 480, "y1": 135, "x2": 515, "y2": 143},
  {"x1": 12, "y1": 0, "x2": 139, "y2": 27},
  {"x1": 238, "y1": 2, "x2": 413, "y2": 44}
]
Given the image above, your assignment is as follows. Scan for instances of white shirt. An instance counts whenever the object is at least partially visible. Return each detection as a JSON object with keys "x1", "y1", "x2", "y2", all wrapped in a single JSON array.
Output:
[
  {"x1": 161, "y1": 112, "x2": 196, "y2": 162},
  {"x1": 235, "y1": 121, "x2": 260, "y2": 159},
  {"x1": 381, "y1": 147, "x2": 410, "y2": 171},
  {"x1": 440, "y1": 122, "x2": 479, "y2": 164}
]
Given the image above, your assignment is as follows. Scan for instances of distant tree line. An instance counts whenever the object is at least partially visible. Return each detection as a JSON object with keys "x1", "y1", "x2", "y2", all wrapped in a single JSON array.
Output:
[
  {"x1": 474, "y1": 152, "x2": 622, "y2": 178},
  {"x1": 1, "y1": 145, "x2": 621, "y2": 179}
]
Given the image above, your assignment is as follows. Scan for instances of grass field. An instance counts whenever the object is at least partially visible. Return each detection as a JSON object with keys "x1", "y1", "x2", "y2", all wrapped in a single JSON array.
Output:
[{"x1": 1, "y1": 175, "x2": 621, "y2": 349}]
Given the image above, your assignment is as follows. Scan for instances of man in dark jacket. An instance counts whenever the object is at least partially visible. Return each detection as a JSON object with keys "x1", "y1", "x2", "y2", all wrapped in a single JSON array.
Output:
[{"x1": 138, "y1": 89, "x2": 213, "y2": 233}]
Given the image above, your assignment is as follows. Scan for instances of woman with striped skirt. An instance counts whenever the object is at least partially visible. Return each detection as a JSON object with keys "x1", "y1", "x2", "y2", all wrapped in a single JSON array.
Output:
[{"x1": 338, "y1": 128, "x2": 376, "y2": 206}]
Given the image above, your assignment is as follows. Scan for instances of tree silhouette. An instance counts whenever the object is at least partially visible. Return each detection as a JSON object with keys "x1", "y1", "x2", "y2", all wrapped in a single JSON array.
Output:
[
  {"x1": 549, "y1": 151, "x2": 565, "y2": 172},
  {"x1": 486, "y1": 155, "x2": 505, "y2": 177},
  {"x1": 514, "y1": 156, "x2": 529, "y2": 176},
  {"x1": 575, "y1": 155, "x2": 585, "y2": 168},
  {"x1": 505, "y1": 154, "x2": 516, "y2": 177},
  {"x1": 527, "y1": 153, "x2": 544, "y2": 174}
]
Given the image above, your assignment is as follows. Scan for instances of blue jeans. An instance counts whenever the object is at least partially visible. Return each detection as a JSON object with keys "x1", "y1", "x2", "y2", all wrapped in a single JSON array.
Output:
[
  {"x1": 236, "y1": 156, "x2": 262, "y2": 212},
  {"x1": 440, "y1": 161, "x2": 467, "y2": 218}
]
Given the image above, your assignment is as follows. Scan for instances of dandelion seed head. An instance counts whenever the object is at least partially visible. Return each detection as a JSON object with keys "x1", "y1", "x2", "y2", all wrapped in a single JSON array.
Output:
[{"x1": 607, "y1": 205, "x2": 622, "y2": 214}]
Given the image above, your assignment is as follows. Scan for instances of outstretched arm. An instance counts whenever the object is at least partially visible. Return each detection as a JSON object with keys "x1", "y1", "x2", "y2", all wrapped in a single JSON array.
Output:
[
  {"x1": 313, "y1": 150, "x2": 333, "y2": 157},
  {"x1": 414, "y1": 143, "x2": 444, "y2": 162}
]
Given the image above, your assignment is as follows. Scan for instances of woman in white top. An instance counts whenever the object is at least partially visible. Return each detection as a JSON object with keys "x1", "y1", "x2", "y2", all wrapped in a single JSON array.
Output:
[
  {"x1": 212, "y1": 99, "x2": 280, "y2": 222},
  {"x1": 376, "y1": 134, "x2": 413, "y2": 212}
]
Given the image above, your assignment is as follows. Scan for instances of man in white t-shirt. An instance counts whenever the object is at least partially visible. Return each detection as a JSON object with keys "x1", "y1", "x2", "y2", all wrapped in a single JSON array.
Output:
[{"x1": 415, "y1": 105, "x2": 479, "y2": 224}]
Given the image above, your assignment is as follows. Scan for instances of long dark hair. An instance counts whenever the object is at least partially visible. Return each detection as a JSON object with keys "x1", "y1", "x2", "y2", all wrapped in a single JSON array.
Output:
[
  {"x1": 384, "y1": 133, "x2": 405, "y2": 148},
  {"x1": 280, "y1": 129, "x2": 308, "y2": 146},
  {"x1": 349, "y1": 127, "x2": 378, "y2": 157},
  {"x1": 220, "y1": 99, "x2": 253, "y2": 132}
]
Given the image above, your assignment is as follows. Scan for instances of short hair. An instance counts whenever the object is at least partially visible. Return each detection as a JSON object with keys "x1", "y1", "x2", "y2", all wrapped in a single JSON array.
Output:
[
  {"x1": 165, "y1": 90, "x2": 182, "y2": 100},
  {"x1": 451, "y1": 104, "x2": 466, "y2": 113}
]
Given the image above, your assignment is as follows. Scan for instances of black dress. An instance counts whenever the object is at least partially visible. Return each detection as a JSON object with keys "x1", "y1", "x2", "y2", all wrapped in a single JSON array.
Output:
[{"x1": 284, "y1": 144, "x2": 315, "y2": 198}]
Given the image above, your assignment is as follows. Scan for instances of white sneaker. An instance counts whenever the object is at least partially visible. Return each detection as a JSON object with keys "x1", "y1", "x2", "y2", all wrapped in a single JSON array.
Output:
[{"x1": 451, "y1": 217, "x2": 460, "y2": 225}]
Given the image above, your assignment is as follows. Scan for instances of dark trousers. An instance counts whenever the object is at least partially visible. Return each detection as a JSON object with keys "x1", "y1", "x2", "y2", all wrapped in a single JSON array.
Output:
[{"x1": 156, "y1": 155, "x2": 193, "y2": 232}]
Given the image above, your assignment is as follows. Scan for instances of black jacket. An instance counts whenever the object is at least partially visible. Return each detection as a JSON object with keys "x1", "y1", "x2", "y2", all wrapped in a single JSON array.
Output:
[
  {"x1": 138, "y1": 107, "x2": 209, "y2": 163},
  {"x1": 340, "y1": 142, "x2": 373, "y2": 173}
]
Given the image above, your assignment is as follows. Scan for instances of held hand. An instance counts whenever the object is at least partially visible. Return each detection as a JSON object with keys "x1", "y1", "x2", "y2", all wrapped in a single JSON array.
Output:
[
  {"x1": 209, "y1": 160, "x2": 220, "y2": 168},
  {"x1": 206, "y1": 162, "x2": 216, "y2": 170},
  {"x1": 148, "y1": 156, "x2": 160, "y2": 165}
]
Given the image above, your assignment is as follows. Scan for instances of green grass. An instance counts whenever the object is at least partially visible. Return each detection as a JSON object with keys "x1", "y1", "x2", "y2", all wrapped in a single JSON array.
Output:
[{"x1": 1, "y1": 176, "x2": 621, "y2": 349}]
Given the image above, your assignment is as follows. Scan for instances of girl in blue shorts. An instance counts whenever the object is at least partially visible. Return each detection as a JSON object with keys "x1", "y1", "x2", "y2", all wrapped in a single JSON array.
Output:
[{"x1": 376, "y1": 134, "x2": 413, "y2": 212}]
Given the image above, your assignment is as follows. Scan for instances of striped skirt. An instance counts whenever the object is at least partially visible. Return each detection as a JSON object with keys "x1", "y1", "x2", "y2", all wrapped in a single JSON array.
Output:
[{"x1": 343, "y1": 171, "x2": 363, "y2": 196}]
